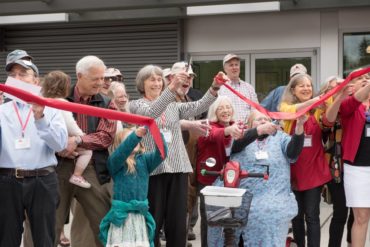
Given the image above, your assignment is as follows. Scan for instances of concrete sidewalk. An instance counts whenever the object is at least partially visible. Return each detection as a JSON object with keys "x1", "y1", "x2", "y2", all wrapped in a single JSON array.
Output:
[{"x1": 42, "y1": 198, "x2": 370, "y2": 246}]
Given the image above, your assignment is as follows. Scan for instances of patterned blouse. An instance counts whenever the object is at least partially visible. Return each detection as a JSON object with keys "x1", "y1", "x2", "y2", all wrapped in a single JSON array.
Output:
[{"x1": 129, "y1": 88, "x2": 216, "y2": 174}]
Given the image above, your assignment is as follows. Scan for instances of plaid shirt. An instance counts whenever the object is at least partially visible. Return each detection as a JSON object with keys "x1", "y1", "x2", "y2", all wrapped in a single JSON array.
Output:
[
  {"x1": 73, "y1": 86, "x2": 116, "y2": 150},
  {"x1": 218, "y1": 79, "x2": 258, "y2": 122}
]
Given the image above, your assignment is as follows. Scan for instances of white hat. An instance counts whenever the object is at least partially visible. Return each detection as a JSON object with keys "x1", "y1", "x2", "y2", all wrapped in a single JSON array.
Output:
[
  {"x1": 223, "y1": 54, "x2": 240, "y2": 66},
  {"x1": 290, "y1": 64, "x2": 307, "y2": 78},
  {"x1": 171, "y1": 62, "x2": 196, "y2": 76}
]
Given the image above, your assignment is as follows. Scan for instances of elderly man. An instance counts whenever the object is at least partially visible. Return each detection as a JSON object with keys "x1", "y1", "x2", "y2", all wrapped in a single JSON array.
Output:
[
  {"x1": 55, "y1": 55, "x2": 116, "y2": 247},
  {"x1": 0, "y1": 52, "x2": 67, "y2": 246},
  {"x1": 219, "y1": 53, "x2": 258, "y2": 122}
]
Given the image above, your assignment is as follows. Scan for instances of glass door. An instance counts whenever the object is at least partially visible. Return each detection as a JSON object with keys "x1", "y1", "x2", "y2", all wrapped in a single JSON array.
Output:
[{"x1": 251, "y1": 51, "x2": 317, "y2": 101}]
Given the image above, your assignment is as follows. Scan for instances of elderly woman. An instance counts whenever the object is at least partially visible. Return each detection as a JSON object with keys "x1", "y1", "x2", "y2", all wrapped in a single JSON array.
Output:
[
  {"x1": 207, "y1": 110, "x2": 306, "y2": 246},
  {"x1": 279, "y1": 73, "x2": 332, "y2": 247},
  {"x1": 319, "y1": 76, "x2": 354, "y2": 247},
  {"x1": 195, "y1": 96, "x2": 243, "y2": 247},
  {"x1": 129, "y1": 63, "x2": 222, "y2": 247},
  {"x1": 325, "y1": 71, "x2": 370, "y2": 247}
]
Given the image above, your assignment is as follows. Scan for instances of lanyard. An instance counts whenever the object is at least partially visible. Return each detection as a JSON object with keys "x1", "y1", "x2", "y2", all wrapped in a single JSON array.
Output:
[{"x1": 13, "y1": 102, "x2": 32, "y2": 138}]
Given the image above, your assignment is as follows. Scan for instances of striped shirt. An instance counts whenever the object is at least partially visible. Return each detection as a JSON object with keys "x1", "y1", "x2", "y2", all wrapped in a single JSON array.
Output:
[
  {"x1": 129, "y1": 88, "x2": 216, "y2": 174},
  {"x1": 73, "y1": 87, "x2": 116, "y2": 150},
  {"x1": 218, "y1": 79, "x2": 258, "y2": 122}
]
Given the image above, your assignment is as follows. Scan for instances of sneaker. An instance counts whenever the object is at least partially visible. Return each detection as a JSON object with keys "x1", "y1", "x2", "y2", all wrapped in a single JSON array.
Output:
[
  {"x1": 69, "y1": 175, "x2": 91, "y2": 189},
  {"x1": 187, "y1": 227, "x2": 196, "y2": 241}
]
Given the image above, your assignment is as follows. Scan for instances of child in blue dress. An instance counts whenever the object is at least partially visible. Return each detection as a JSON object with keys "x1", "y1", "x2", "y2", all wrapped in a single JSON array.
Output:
[{"x1": 99, "y1": 127, "x2": 167, "y2": 247}]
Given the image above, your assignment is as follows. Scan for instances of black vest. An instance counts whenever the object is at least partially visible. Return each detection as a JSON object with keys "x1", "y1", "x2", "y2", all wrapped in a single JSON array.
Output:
[{"x1": 67, "y1": 86, "x2": 111, "y2": 184}]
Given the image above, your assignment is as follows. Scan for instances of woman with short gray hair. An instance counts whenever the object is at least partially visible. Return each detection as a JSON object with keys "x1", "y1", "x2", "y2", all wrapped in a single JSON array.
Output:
[{"x1": 129, "y1": 63, "x2": 224, "y2": 247}]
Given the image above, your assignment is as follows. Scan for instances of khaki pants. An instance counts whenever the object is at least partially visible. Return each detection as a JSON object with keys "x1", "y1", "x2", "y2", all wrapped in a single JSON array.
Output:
[{"x1": 55, "y1": 158, "x2": 112, "y2": 247}]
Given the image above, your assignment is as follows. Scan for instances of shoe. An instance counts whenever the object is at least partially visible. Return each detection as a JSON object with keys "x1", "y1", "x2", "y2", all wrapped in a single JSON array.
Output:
[
  {"x1": 159, "y1": 229, "x2": 166, "y2": 241},
  {"x1": 69, "y1": 175, "x2": 91, "y2": 189},
  {"x1": 187, "y1": 228, "x2": 196, "y2": 241},
  {"x1": 59, "y1": 236, "x2": 70, "y2": 247}
]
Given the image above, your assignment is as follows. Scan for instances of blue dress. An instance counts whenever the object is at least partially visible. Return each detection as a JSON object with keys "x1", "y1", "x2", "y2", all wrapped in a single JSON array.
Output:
[{"x1": 207, "y1": 131, "x2": 298, "y2": 247}]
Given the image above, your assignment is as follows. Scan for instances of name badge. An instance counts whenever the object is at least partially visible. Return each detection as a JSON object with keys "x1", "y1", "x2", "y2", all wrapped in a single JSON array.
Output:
[
  {"x1": 255, "y1": 151, "x2": 269, "y2": 160},
  {"x1": 15, "y1": 138, "x2": 31, "y2": 149},
  {"x1": 161, "y1": 129, "x2": 172, "y2": 143},
  {"x1": 366, "y1": 124, "x2": 370, "y2": 137},
  {"x1": 304, "y1": 135, "x2": 312, "y2": 147}
]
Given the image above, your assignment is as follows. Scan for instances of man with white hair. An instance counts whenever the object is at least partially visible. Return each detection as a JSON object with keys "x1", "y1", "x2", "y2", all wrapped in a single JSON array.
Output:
[
  {"x1": 218, "y1": 53, "x2": 258, "y2": 122},
  {"x1": 55, "y1": 55, "x2": 116, "y2": 247}
]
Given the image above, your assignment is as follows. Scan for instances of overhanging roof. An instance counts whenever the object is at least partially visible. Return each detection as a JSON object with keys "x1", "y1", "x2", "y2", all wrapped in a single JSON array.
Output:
[{"x1": 0, "y1": 0, "x2": 370, "y2": 22}]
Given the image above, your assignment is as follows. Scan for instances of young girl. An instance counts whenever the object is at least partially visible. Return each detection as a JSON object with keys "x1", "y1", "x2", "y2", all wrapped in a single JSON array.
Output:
[
  {"x1": 41, "y1": 70, "x2": 92, "y2": 188},
  {"x1": 99, "y1": 127, "x2": 167, "y2": 247}
]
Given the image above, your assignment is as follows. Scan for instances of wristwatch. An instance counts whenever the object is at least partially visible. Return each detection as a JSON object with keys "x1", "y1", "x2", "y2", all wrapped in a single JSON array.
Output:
[{"x1": 74, "y1": 136, "x2": 82, "y2": 146}]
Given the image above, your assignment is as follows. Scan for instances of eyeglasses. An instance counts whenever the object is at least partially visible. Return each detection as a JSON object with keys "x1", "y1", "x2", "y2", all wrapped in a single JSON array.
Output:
[
  {"x1": 216, "y1": 105, "x2": 232, "y2": 112},
  {"x1": 8, "y1": 71, "x2": 35, "y2": 79},
  {"x1": 104, "y1": 76, "x2": 123, "y2": 83},
  {"x1": 254, "y1": 117, "x2": 271, "y2": 122}
]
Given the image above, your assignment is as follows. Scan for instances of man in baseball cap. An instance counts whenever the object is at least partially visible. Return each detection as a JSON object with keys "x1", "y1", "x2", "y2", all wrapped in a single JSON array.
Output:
[
  {"x1": 290, "y1": 63, "x2": 307, "y2": 78},
  {"x1": 0, "y1": 49, "x2": 67, "y2": 247},
  {"x1": 219, "y1": 53, "x2": 258, "y2": 121}
]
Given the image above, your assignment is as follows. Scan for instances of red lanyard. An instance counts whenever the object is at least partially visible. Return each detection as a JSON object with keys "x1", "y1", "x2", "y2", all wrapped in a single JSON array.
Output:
[{"x1": 13, "y1": 102, "x2": 32, "y2": 138}]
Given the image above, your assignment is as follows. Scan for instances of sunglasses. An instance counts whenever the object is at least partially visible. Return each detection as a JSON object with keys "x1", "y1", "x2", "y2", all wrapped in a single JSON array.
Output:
[{"x1": 104, "y1": 76, "x2": 123, "y2": 82}]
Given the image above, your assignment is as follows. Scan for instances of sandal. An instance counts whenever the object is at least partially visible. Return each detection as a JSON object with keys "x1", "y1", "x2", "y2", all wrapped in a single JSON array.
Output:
[{"x1": 59, "y1": 236, "x2": 70, "y2": 247}]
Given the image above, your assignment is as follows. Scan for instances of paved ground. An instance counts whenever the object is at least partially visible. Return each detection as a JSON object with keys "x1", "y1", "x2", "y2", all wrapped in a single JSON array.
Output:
[{"x1": 24, "y1": 198, "x2": 370, "y2": 246}]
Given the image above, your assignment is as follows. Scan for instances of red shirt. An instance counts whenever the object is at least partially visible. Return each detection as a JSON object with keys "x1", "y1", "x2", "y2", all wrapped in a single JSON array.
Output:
[
  {"x1": 340, "y1": 96, "x2": 366, "y2": 163},
  {"x1": 196, "y1": 122, "x2": 232, "y2": 185},
  {"x1": 290, "y1": 114, "x2": 332, "y2": 191}
]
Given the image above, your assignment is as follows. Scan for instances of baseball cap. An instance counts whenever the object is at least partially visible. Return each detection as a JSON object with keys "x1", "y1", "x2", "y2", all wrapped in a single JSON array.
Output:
[
  {"x1": 162, "y1": 68, "x2": 171, "y2": 78},
  {"x1": 6, "y1": 59, "x2": 39, "y2": 76},
  {"x1": 6, "y1": 49, "x2": 33, "y2": 65},
  {"x1": 223, "y1": 54, "x2": 240, "y2": 66},
  {"x1": 104, "y1": 67, "x2": 122, "y2": 78},
  {"x1": 171, "y1": 62, "x2": 196, "y2": 77},
  {"x1": 290, "y1": 64, "x2": 307, "y2": 78}
]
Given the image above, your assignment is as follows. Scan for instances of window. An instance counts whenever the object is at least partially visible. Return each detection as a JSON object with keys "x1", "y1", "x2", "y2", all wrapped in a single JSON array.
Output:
[{"x1": 343, "y1": 32, "x2": 370, "y2": 77}]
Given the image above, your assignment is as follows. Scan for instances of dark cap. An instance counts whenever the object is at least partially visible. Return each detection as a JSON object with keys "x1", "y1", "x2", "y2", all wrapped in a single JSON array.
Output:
[
  {"x1": 6, "y1": 59, "x2": 39, "y2": 76},
  {"x1": 6, "y1": 49, "x2": 33, "y2": 65}
]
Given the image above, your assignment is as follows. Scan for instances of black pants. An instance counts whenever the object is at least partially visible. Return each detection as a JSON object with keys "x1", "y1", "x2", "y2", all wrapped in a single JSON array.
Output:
[
  {"x1": 197, "y1": 183, "x2": 208, "y2": 247},
  {"x1": 0, "y1": 172, "x2": 59, "y2": 247},
  {"x1": 292, "y1": 186, "x2": 322, "y2": 247},
  {"x1": 327, "y1": 179, "x2": 349, "y2": 247},
  {"x1": 148, "y1": 173, "x2": 188, "y2": 247}
]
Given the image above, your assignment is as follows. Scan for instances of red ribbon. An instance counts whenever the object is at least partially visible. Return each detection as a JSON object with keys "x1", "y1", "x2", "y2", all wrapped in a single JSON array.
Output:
[
  {"x1": 221, "y1": 67, "x2": 370, "y2": 120},
  {"x1": 0, "y1": 84, "x2": 165, "y2": 158}
]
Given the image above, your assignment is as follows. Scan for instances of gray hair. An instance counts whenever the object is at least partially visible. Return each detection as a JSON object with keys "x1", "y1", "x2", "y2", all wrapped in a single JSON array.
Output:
[
  {"x1": 135, "y1": 65, "x2": 163, "y2": 95},
  {"x1": 319, "y1": 75, "x2": 342, "y2": 95},
  {"x1": 207, "y1": 96, "x2": 236, "y2": 122},
  {"x1": 280, "y1": 73, "x2": 314, "y2": 107},
  {"x1": 108, "y1": 81, "x2": 126, "y2": 99},
  {"x1": 76, "y1": 55, "x2": 106, "y2": 75}
]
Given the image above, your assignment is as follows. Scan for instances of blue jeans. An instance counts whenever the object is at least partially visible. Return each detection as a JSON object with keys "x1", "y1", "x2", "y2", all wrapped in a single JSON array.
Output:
[{"x1": 292, "y1": 185, "x2": 322, "y2": 247}]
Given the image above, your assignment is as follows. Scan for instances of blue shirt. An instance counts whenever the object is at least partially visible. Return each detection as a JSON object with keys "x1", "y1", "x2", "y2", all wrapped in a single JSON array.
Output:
[
  {"x1": 0, "y1": 101, "x2": 68, "y2": 169},
  {"x1": 260, "y1": 86, "x2": 286, "y2": 112}
]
